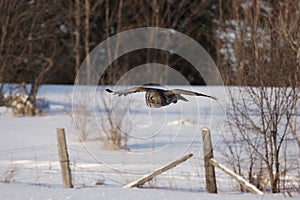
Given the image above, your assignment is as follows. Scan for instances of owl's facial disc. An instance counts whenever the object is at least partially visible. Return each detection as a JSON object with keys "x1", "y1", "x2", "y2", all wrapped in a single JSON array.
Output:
[{"x1": 146, "y1": 91, "x2": 160, "y2": 108}]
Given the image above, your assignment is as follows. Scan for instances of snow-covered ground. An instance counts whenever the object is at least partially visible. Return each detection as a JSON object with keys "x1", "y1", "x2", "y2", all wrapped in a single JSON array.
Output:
[
  {"x1": 0, "y1": 85, "x2": 298, "y2": 199},
  {"x1": 0, "y1": 183, "x2": 290, "y2": 200}
]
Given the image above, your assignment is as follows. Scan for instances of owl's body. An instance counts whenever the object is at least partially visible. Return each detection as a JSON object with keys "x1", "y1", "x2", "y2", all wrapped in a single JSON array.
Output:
[
  {"x1": 144, "y1": 88, "x2": 188, "y2": 108},
  {"x1": 106, "y1": 84, "x2": 216, "y2": 108}
]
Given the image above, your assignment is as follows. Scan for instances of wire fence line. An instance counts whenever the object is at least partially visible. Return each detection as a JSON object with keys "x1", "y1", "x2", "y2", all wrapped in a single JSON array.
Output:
[
  {"x1": 0, "y1": 144, "x2": 56, "y2": 154},
  {"x1": 0, "y1": 142, "x2": 298, "y2": 193},
  {"x1": 0, "y1": 144, "x2": 209, "y2": 191}
]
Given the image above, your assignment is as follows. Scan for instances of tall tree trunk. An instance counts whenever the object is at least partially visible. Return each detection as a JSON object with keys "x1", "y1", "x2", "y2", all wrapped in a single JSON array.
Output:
[
  {"x1": 75, "y1": 0, "x2": 81, "y2": 77},
  {"x1": 84, "y1": 0, "x2": 91, "y2": 84}
]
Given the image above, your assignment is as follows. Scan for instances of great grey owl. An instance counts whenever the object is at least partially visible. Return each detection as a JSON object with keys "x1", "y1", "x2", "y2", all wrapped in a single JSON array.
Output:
[{"x1": 105, "y1": 84, "x2": 216, "y2": 108}]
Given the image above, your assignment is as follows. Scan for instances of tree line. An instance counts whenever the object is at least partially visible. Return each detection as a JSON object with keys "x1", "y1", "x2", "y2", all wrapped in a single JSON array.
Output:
[{"x1": 1, "y1": 0, "x2": 298, "y2": 86}]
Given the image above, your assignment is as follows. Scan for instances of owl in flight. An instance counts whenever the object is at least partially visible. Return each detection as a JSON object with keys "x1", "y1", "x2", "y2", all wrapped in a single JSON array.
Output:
[{"x1": 105, "y1": 84, "x2": 216, "y2": 108}]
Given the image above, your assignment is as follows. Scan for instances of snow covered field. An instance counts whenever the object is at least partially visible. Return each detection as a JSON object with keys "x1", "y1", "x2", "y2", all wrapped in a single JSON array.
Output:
[{"x1": 0, "y1": 85, "x2": 297, "y2": 199}]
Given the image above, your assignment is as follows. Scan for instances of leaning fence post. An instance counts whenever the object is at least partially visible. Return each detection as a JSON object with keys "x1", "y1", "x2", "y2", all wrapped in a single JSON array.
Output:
[
  {"x1": 124, "y1": 153, "x2": 193, "y2": 188},
  {"x1": 56, "y1": 128, "x2": 73, "y2": 188},
  {"x1": 202, "y1": 127, "x2": 217, "y2": 193},
  {"x1": 209, "y1": 158, "x2": 263, "y2": 195}
]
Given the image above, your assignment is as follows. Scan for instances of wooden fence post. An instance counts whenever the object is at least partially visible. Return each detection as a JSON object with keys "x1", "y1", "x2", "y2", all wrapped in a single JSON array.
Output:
[
  {"x1": 202, "y1": 128, "x2": 217, "y2": 193},
  {"x1": 56, "y1": 128, "x2": 73, "y2": 188}
]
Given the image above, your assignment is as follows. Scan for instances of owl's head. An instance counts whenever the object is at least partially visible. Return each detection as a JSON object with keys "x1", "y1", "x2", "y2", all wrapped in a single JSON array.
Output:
[{"x1": 145, "y1": 90, "x2": 162, "y2": 108}]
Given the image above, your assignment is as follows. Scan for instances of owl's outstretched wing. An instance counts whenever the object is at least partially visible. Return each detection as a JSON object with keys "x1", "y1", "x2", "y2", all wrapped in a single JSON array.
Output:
[
  {"x1": 168, "y1": 89, "x2": 217, "y2": 100},
  {"x1": 105, "y1": 87, "x2": 149, "y2": 96}
]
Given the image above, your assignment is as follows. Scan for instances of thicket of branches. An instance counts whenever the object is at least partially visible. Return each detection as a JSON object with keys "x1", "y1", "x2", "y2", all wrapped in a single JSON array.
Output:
[
  {"x1": 219, "y1": 0, "x2": 300, "y2": 194},
  {"x1": 0, "y1": 0, "x2": 219, "y2": 85}
]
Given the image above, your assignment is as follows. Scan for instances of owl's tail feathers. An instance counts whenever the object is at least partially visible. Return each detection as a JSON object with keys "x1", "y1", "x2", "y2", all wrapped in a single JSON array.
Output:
[{"x1": 177, "y1": 95, "x2": 188, "y2": 102}]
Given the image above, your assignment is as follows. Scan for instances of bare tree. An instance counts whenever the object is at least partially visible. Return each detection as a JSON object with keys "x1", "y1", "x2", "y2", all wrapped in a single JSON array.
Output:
[
  {"x1": 0, "y1": 0, "x2": 67, "y2": 115},
  {"x1": 221, "y1": 0, "x2": 299, "y2": 193},
  {"x1": 228, "y1": 85, "x2": 297, "y2": 193},
  {"x1": 272, "y1": 0, "x2": 300, "y2": 151},
  {"x1": 96, "y1": 90, "x2": 132, "y2": 150}
]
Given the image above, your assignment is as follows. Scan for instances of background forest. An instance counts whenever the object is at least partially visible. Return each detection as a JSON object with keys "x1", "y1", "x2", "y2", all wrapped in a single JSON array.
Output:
[{"x1": 0, "y1": 0, "x2": 299, "y2": 86}]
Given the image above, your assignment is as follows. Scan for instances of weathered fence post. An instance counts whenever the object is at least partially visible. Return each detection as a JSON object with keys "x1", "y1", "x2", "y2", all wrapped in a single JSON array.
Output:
[
  {"x1": 56, "y1": 128, "x2": 73, "y2": 188},
  {"x1": 202, "y1": 128, "x2": 217, "y2": 193}
]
